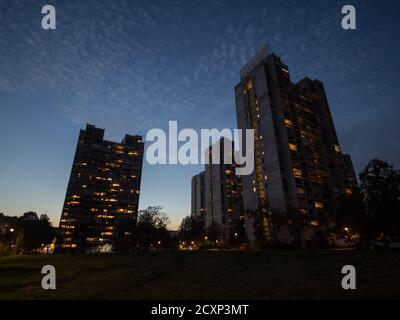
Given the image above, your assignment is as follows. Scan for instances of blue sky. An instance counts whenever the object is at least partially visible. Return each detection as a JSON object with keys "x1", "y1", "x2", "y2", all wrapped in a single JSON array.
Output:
[{"x1": 0, "y1": 0, "x2": 399, "y2": 229}]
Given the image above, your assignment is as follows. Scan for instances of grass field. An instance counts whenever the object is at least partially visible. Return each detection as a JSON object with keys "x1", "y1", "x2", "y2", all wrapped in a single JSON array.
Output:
[{"x1": 1, "y1": 249, "x2": 400, "y2": 299}]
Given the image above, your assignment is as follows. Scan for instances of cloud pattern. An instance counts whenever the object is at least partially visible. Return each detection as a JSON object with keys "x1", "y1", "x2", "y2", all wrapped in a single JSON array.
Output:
[{"x1": 0, "y1": 0, "x2": 399, "y2": 172}]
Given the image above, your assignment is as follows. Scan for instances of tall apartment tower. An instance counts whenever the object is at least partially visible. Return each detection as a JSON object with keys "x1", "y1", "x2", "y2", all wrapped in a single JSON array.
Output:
[
  {"x1": 235, "y1": 48, "x2": 357, "y2": 244},
  {"x1": 191, "y1": 171, "x2": 206, "y2": 226},
  {"x1": 204, "y1": 138, "x2": 242, "y2": 241},
  {"x1": 59, "y1": 124, "x2": 144, "y2": 252}
]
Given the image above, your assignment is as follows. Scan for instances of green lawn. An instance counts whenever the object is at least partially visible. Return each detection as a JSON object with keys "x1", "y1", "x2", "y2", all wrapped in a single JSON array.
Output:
[{"x1": 1, "y1": 250, "x2": 399, "y2": 299}]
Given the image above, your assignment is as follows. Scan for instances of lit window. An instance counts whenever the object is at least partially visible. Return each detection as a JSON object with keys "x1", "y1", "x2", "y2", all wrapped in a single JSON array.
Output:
[
  {"x1": 293, "y1": 168, "x2": 302, "y2": 177},
  {"x1": 289, "y1": 143, "x2": 298, "y2": 151},
  {"x1": 310, "y1": 220, "x2": 319, "y2": 226},
  {"x1": 314, "y1": 202, "x2": 324, "y2": 209},
  {"x1": 334, "y1": 144, "x2": 340, "y2": 153},
  {"x1": 284, "y1": 119, "x2": 293, "y2": 127},
  {"x1": 246, "y1": 80, "x2": 253, "y2": 90}
]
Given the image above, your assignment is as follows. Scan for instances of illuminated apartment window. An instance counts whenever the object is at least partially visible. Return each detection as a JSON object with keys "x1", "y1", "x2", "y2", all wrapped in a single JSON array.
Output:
[
  {"x1": 284, "y1": 118, "x2": 293, "y2": 127},
  {"x1": 133, "y1": 151, "x2": 139, "y2": 156},
  {"x1": 297, "y1": 187, "x2": 305, "y2": 194},
  {"x1": 246, "y1": 80, "x2": 253, "y2": 90},
  {"x1": 310, "y1": 220, "x2": 319, "y2": 226},
  {"x1": 345, "y1": 188, "x2": 353, "y2": 195},
  {"x1": 293, "y1": 168, "x2": 302, "y2": 177},
  {"x1": 300, "y1": 209, "x2": 307, "y2": 215},
  {"x1": 289, "y1": 143, "x2": 298, "y2": 151},
  {"x1": 314, "y1": 202, "x2": 324, "y2": 209}
]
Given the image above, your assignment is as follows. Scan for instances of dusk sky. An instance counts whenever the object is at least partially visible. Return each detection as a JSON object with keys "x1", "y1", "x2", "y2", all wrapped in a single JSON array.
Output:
[{"x1": 0, "y1": 0, "x2": 399, "y2": 229}]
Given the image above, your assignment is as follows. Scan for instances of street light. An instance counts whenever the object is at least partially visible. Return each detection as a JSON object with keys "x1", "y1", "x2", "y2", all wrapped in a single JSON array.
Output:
[{"x1": 9, "y1": 228, "x2": 14, "y2": 233}]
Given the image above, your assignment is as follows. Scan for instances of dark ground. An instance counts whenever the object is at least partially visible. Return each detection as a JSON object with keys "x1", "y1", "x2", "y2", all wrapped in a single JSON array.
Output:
[{"x1": 1, "y1": 249, "x2": 399, "y2": 299}]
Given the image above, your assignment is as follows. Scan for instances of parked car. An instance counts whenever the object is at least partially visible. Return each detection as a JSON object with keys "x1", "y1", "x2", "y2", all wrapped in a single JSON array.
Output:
[
  {"x1": 368, "y1": 240, "x2": 388, "y2": 250},
  {"x1": 388, "y1": 241, "x2": 400, "y2": 249}
]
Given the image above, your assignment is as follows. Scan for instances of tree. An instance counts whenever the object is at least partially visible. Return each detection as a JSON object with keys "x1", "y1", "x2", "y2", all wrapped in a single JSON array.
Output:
[
  {"x1": 15, "y1": 229, "x2": 26, "y2": 254},
  {"x1": 285, "y1": 207, "x2": 307, "y2": 249},
  {"x1": 17, "y1": 212, "x2": 54, "y2": 253},
  {"x1": 178, "y1": 215, "x2": 204, "y2": 242},
  {"x1": 336, "y1": 188, "x2": 368, "y2": 237},
  {"x1": 206, "y1": 222, "x2": 222, "y2": 243},
  {"x1": 250, "y1": 201, "x2": 272, "y2": 249},
  {"x1": 22, "y1": 211, "x2": 39, "y2": 221},
  {"x1": 228, "y1": 217, "x2": 247, "y2": 247},
  {"x1": 136, "y1": 206, "x2": 171, "y2": 249},
  {"x1": 359, "y1": 159, "x2": 400, "y2": 238}
]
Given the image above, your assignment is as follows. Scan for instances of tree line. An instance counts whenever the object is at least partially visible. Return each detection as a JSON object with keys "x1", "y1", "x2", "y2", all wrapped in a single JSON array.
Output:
[
  {"x1": 177, "y1": 159, "x2": 400, "y2": 249},
  {"x1": 0, "y1": 211, "x2": 55, "y2": 255}
]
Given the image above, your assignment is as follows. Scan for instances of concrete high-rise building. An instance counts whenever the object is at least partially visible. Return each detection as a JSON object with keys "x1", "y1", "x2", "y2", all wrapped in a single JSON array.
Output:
[
  {"x1": 235, "y1": 48, "x2": 357, "y2": 245},
  {"x1": 191, "y1": 171, "x2": 206, "y2": 226},
  {"x1": 59, "y1": 124, "x2": 144, "y2": 252},
  {"x1": 204, "y1": 138, "x2": 242, "y2": 241}
]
